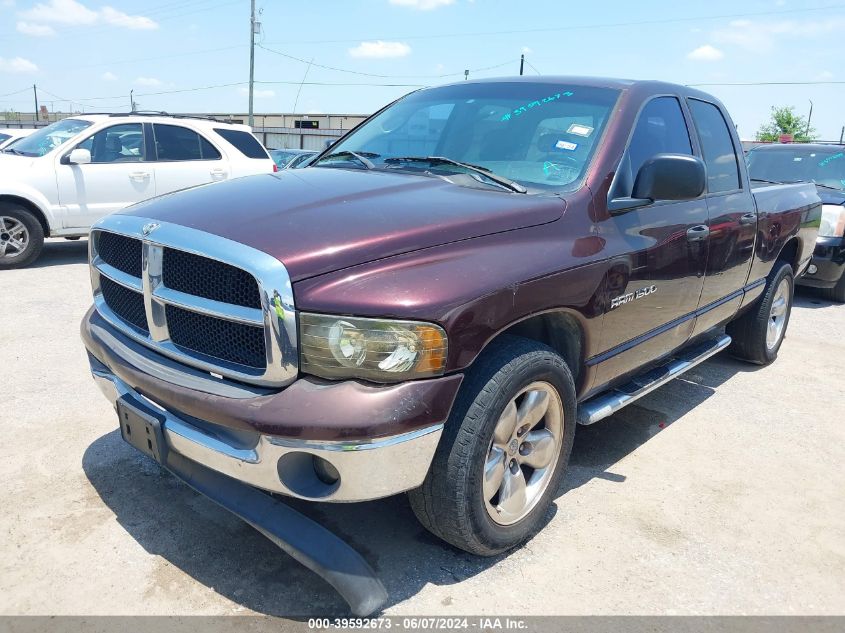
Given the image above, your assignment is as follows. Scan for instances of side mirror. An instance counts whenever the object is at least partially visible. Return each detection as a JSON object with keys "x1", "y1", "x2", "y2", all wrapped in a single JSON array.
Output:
[
  {"x1": 67, "y1": 148, "x2": 91, "y2": 165},
  {"x1": 609, "y1": 153, "x2": 706, "y2": 213}
]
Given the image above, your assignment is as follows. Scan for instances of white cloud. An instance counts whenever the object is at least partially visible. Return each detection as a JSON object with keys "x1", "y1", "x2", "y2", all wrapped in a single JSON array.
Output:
[
  {"x1": 100, "y1": 6, "x2": 157, "y2": 29},
  {"x1": 687, "y1": 44, "x2": 724, "y2": 61},
  {"x1": 388, "y1": 0, "x2": 454, "y2": 9},
  {"x1": 0, "y1": 56, "x2": 38, "y2": 73},
  {"x1": 134, "y1": 76, "x2": 161, "y2": 86},
  {"x1": 521, "y1": 46, "x2": 532, "y2": 54},
  {"x1": 16, "y1": 20, "x2": 54, "y2": 35},
  {"x1": 20, "y1": 0, "x2": 97, "y2": 24},
  {"x1": 3, "y1": 0, "x2": 17, "y2": 7},
  {"x1": 713, "y1": 17, "x2": 845, "y2": 53},
  {"x1": 348, "y1": 40, "x2": 411, "y2": 58},
  {"x1": 238, "y1": 87, "x2": 275, "y2": 98},
  {"x1": 101, "y1": 70, "x2": 117, "y2": 81},
  {"x1": 19, "y1": 0, "x2": 157, "y2": 30}
]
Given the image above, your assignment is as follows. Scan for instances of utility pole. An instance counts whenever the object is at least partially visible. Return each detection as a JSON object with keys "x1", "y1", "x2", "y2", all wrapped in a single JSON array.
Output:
[
  {"x1": 519, "y1": 54, "x2": 524, "y2": 76},
  {"x1": 248, "y1": 0, "x2": 256, "y2": 128},
  {"x1": 840, "y1": 126, "x2": 844, "y2": 144},
  {"x1": 33, "y1": 84, "x2": 39, "y2": 122},
  {"x1": 464, "y1": 69, "x2": 469, "y2": 80},
  {"x1": 806, "y1": 99, "x2": 813, "y2": 137},
  {"x1": 130, "y1": 90, "x2": 136, "y2": 111}
]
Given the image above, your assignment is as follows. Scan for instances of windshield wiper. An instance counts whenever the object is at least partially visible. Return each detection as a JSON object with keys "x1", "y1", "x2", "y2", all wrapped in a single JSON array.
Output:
[
  {"x1": 313, "y1": 150, "x2": 376, "y2": 170},
  {"x1": 384, "y1": 156, "x2": 527, "y2": 193},
  {"x1": 750, "y1": 177, "x2": 783, "y2": 185},
  {"x1": 1, "y1": 147, "x2": 27, "y2": 156},
  {"x1": 780, "y1": 179, "x2": 844, "y2": 192}
]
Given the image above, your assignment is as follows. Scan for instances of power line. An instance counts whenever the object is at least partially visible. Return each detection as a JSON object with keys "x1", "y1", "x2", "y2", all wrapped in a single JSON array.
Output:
[
  {"x1": 258, "y1": 44, "x2": 514, "y2": 79},
  {"x1": 264, "y1": 3, "x2": 845, "y2": 44},
  {"x1": 0, "y1": 87, "x2": 32, "y2": 99},
  {"x1": 689, "y1": 81, "x2": 845, "y2": 86},
  {"x1": 524, "y1": 60, "x2": 542, "y2": 76}
]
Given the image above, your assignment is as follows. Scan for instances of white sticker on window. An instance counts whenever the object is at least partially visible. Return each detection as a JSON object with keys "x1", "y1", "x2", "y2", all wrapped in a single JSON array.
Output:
[
  {"x1": 567, "y1": 123, "x2": 594, "y2": 137},
  {"x1": 556, "y1": 140, "x2": 578, "y2": 151}
]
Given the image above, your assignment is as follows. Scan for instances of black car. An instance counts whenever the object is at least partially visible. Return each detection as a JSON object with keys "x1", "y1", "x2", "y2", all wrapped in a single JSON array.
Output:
[{"x1": 747, "y1": 143, "x2": 845, "y2": 301}]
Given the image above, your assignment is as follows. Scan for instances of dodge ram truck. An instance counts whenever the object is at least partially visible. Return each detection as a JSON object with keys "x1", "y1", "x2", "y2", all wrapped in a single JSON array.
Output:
[{"x1": 80, "y1": 77, "x2": 820, "y2": 612}]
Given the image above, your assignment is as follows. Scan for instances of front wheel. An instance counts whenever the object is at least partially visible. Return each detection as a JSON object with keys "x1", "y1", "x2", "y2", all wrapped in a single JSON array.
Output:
[
  {"x1": 0, "y1": 205, "x2": 45, "y2": 269},
  {"x1": 727, "y1": 262, "x2": 794, "y2": 365},
  {"x1": 408, "y1": 336, "x2": 576, "y2": 556}
]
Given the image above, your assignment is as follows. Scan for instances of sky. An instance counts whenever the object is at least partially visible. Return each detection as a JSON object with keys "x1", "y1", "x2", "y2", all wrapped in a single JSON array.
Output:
[{"x1": 1, "y1": 0, "x2": 844, "y2": 140}]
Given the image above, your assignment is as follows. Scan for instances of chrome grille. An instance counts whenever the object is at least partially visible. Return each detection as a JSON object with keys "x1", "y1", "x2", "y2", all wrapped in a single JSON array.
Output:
[
  {"x1": 97, "y1": 231, "x2": 142, "y2": 278},
  {"x1": 165, "y1": 304, "x2": 266, "y2": 368},
  {"x1": 99, "y1": 276, "x2": 148, "y2": 333},
  {"x1": 89, "y1": 215, "x2": 298, "y2": 388},
  {"x1": 162, "y1": 247, "x2": 261, "y2": 308}
]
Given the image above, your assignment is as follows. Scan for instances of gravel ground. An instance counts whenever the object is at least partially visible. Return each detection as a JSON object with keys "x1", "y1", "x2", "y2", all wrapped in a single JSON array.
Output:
[{"x1": 1, "y1": 238, "x2": 843, "y2": 617}]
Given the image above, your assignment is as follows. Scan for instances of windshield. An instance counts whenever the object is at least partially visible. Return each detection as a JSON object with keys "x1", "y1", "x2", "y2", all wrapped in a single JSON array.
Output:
[
  {"x1": 747, "y1": 146, "x2": 845, "y2": 191},
  {"x1": 269, "y1": 149, "x2": 301, "y2": 167},
  {"x1": 7, "y1": 118, "x2": 93, "y2": 157},
  {"x1": 319, "y1": 82, "x2": 620, "y2": 191}
]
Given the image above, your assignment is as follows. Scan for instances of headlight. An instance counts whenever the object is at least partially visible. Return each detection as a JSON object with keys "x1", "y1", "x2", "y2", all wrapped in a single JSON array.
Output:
[
  {"x1": 819, "y1": 204, "x2": 845, "y2": 238},
  {"x1": 299, "y1": 313, "x2": 448, "y2": 382}
]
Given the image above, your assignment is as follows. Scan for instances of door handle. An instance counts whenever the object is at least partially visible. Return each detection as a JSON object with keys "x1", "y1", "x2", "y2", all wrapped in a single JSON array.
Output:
[
  {"x1": 129, "y1": 171, "x2": 150, "y2": 182},
  {"x1": 739, "y1": 212, "x2": 757, "y2": 226},
  {"x1": 210, "y1": 168, "x2": 228, "y2": 180},
  {"x1": 686, "y1": 225, "x2": 710, "y2": 242}
]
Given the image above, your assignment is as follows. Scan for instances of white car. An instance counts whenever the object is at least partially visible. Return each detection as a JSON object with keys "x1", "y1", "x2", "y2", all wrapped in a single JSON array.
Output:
[
  {"x1": 0, "y1": 114, "x2": 276, "y2": 267},
  {"x1": 0, "y1": 128, "x2": 36, "y2": 150}
]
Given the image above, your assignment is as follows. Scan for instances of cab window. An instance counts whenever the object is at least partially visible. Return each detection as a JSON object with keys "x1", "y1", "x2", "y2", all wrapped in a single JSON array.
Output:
[{"x1": 688, "y1": 99, "x2": 741, "y2": 193}]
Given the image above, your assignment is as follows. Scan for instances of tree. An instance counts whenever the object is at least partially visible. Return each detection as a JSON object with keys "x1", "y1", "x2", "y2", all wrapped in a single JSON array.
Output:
[{"x1": 756, "y1": 106, "x2": 816, "y2": 142}]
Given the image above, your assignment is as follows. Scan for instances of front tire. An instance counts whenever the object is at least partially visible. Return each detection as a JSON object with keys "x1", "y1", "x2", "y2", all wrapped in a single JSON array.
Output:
[
  {"x1": 408, "y1": 336, "x2": 576, "y2": 556},
  {"x1": 0, "y1": 204, "x2": 44, "y2": 269},
  {"x1": 727, "y1": 261, "x2": 794, "y2": 365}
]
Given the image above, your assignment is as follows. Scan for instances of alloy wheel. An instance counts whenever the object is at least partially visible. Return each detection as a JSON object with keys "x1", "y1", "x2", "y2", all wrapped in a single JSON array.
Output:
[
  {"x1": 483, "y1": 381, "x2": 564, "y2": 526},
  {"x1": 0, "y1": 216, "x2": 30, "y2": 260},
  {"x1": 766, "y1": 278, "x2": 791, "y2": 350}
]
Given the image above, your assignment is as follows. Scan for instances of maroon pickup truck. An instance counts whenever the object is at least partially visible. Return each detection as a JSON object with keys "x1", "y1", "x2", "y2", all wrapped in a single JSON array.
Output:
[{"x1": 81, "y1": 77, "x2": 820, "y2": 614}]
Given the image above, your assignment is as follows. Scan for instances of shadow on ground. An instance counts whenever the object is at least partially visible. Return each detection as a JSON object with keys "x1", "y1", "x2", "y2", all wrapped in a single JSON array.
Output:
[
  {"x1": 82, "y1": 350, "x2": 753, "y2": 616},
  {"x1": 793, "y1": 286, "x2": 842, "y2": 310},
  {"x1": 30, "y1": 239, "x2": 88, "y2": 268}
]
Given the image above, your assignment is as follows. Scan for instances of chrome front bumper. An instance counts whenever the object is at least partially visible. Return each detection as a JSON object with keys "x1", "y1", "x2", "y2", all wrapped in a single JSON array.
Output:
[{"x1": 90, "y1": 361, "x2": 443, "y2": 502}]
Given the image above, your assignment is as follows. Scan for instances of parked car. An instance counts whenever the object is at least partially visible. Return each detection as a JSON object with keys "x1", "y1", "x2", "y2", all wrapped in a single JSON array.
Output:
[
  {"x1": 269, "y1": 148, "x2": 317, "y2": 169},
  {"x1": 0, "y1": 128, "x2": 36, "y2": 150},
  {"x1": 80, "y1": 77, "x2": 820, "y2": 614},
  {"x1": 746, "y1": 143, "x2": 845, "y2": 301},
  {"x1": 0, "y1": 113, "x2": 275, "y2": 267}
]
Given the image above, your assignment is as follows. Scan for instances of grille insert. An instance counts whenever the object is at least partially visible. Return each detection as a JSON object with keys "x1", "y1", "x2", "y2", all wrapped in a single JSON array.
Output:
[
  {"x1": 98, "y1": 232, "x2": 142, "y2": 278},
  {"x1": 165, "y1": 304, "x2": 266, "y2": 369},
  {"x1": 100, "y1": 277, "x2": 148, "y2": 333},
  {"x1": 162, "y1": 248, "x2": 261, "y2": 308}
]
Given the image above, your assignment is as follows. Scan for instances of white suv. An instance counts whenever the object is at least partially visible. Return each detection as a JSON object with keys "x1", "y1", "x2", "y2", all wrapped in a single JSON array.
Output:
[{"x1": 0, "y1": 113, "x2": 276, "y2": 267}]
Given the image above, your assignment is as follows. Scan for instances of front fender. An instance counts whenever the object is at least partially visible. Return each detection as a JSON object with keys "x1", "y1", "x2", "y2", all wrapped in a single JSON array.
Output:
[{"x1": 0, "y1": 179, "x2": 56, "y2": 229}]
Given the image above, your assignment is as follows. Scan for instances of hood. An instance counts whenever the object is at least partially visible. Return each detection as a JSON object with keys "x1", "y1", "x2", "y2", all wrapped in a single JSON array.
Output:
[
  {"x1": 817, "y1": 187, "x2": 845, "y2": 206},
  {"x1": 0, "y1": 154, "x2": 37, "y2": 178},
  {"x1": 120, "y1": 168, "x2": 565, "y2": 281}
]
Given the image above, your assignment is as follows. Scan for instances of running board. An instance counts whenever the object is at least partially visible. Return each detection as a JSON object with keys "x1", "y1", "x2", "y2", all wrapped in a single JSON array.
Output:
[{"x1": 577, "y1": 334, "x2": 731, "y2": 425}]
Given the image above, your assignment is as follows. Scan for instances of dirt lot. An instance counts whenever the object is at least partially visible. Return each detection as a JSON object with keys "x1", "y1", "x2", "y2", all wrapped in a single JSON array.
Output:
[{"x1": 1, "y1": 238, "x2": 843, "y2": 617}]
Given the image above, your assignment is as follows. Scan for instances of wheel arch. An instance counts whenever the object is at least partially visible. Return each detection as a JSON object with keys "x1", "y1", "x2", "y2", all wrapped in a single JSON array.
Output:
[
  {"x1": 0, "y1": 195, "x2": 50, "y2": 237},
  {"x1": 775, "y1": 236, "x2": 802, "y2": 276},
  {"x1": 478, "y1": 310, "x2": 586, "y2": 391}
]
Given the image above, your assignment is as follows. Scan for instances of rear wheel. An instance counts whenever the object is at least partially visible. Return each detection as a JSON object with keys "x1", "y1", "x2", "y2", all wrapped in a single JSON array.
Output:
[
  {"x1": 0, "y1": 204, "x2": 44, "y2": 269},
  {"x1": 820, "y1": 271, "x2": 845, "y2": 303},
  {"x1": 727, "y1": 262, "x2": 794, "y2": 365},
  {"x1": 408, "y1": 336, "x2": 576, "y2": 556}
]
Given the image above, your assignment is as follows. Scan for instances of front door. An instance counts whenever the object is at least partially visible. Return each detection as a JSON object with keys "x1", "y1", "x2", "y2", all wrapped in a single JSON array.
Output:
[
  {"x1": 56, "y1": 122, "x2": 154, "y2": 228},
  {"x1": 595, "y1": 96, "x2": 709, "y2": 385}
]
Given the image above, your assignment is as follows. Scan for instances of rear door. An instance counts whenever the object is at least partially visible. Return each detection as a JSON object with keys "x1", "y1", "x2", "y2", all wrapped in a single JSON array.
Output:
[
  {"x1": 150, "y1": 123, "x2": 228, "y2": 196},
  {"x1": 56, "y1": 122, "x2": 154, "y2": 228},
  {"x1": 211, "y1": 127, "x2": 275, "y2": 176},
  {"x1": 687, "y1": 99, "x2": 757, "y2": 337},
  {"x1": 595, "y1": 96, "x2": 709, "y2": 384}
]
